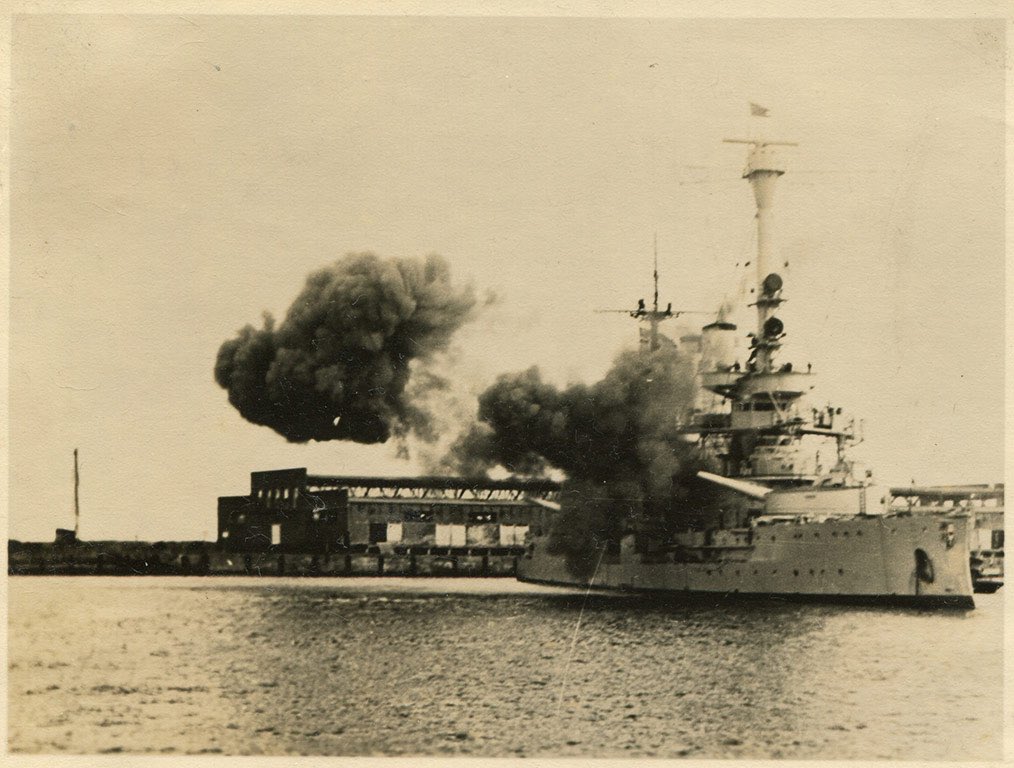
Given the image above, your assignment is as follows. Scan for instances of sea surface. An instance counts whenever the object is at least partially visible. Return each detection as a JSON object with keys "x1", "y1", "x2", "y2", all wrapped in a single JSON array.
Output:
[{"x1": 7, "y1": 576, "x2": 1004, "y2": 759}]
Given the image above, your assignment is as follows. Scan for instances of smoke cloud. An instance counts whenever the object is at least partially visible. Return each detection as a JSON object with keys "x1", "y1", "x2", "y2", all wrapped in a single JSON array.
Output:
[
  {"x1": 215, "y1": 252, "x2": 477, "y2": 444},
  {"x1": 445, "y1": 345, "x2": 726, "y2": 576},
  {"x1": 450, "y1": 346, "x2": 699, "y2": 482}
]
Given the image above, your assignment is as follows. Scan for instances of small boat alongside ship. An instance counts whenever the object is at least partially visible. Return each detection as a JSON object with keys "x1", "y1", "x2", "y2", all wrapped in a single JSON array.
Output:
[{"x1": 517, "y1": 133, "x2": 986, "y2": 608}]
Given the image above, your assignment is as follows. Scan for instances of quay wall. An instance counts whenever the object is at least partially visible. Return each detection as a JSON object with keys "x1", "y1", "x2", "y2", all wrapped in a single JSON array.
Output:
[{"x1": 7, "y1": 540, "x2": 522, "y2": 578}]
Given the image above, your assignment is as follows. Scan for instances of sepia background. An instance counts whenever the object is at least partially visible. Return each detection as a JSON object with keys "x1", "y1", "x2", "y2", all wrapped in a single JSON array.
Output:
[{"x1": 9, "y1": 12, "x2": 1005, "y2": 543}]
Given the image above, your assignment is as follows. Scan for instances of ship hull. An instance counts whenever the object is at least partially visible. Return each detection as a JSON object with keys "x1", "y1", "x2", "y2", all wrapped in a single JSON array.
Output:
[{"x1": 518, "y1": 513, "x2": 975, "y2": 609}]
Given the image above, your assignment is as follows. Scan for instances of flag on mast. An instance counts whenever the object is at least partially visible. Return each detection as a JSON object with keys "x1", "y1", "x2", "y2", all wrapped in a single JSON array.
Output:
[{"x1": 749, "y1": 102, "x2": 769, "y2": 117}]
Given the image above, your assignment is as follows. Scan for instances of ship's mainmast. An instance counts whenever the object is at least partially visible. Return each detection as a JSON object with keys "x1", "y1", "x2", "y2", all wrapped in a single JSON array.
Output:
[
  {"x1": 596, "y1": 234, "x2": 710, "y2": 354},
  {"x1": 643, "y1": 233, "x2": 668, "y2": 353}
]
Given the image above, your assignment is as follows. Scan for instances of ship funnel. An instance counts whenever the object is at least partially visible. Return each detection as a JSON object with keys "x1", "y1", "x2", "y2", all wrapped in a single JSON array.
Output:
[{"x1": 697, "y1": 471, "x2": 773, "y2": 500}]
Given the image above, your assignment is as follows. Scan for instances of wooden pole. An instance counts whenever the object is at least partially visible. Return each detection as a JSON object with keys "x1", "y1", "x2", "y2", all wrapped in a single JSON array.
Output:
[{"x1": 73, "y1": 448, "x2": 80, "y2": 538}]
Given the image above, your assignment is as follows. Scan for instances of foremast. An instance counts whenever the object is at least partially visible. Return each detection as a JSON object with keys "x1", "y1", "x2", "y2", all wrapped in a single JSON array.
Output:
[{"x1": 696, "y1": 138, "x2": 858, "y2": 487}]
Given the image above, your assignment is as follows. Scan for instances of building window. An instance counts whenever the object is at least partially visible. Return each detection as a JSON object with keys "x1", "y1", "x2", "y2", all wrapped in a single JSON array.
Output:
[
  {"x1": 499, "y1": 524, "x2": 528, "y2": 546},
  {"x1": 387, "y1": 522, "x2": 403, "y2": 543},
  {"x1": 369, "y1": 522, "x2": 387, "y2": 544}
]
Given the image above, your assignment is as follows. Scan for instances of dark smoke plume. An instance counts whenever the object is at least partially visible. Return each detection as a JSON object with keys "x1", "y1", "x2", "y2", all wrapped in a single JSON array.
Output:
[
  {"x1": 450, "y1": 346, "x2": 699, "y2": 482},
  {"x1": 215, "y1": 253, "x2": 476, "y2": 444},
  {"x1": 446, "y1": 346, "x2": 728, "y2": 576}
]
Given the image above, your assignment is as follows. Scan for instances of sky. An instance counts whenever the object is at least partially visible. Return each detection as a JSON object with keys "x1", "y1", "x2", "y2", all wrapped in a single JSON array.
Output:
[{"x1": 9, "y1": 13, "x2": 1006, "y2": 541}]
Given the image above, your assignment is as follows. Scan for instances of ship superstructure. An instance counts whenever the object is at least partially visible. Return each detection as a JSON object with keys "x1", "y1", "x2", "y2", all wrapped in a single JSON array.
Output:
[
  {"x1": 692, "y1": 138, "x2": 856, "y2": 488},
  {"x1": 516, "y1": 130, "x2": 977, "y2": 608}
]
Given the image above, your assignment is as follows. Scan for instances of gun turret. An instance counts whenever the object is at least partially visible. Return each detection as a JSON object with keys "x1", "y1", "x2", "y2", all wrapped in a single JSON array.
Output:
[{"x1": 697, "y1": 471, "x2": 773, "y2": 501}]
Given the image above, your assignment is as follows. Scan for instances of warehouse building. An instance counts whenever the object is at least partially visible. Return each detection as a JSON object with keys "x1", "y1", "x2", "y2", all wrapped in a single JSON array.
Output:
[{"x1": 217, "y1": 468, "x2": 560, "y2": 554}]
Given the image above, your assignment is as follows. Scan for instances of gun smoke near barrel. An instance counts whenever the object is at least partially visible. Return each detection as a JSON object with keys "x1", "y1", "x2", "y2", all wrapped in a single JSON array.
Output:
[
  {"x1": 447, "y1": 345, "x2": 724, "y2": 577},
  {"x1": 215, "y1": 252, "x2": 477, "y2": 445}
]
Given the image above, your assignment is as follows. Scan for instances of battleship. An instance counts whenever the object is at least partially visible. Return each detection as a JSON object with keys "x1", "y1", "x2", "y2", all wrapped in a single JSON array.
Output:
[{"x1": 517, "y1": 135, "x2": 977, "y2": 608}]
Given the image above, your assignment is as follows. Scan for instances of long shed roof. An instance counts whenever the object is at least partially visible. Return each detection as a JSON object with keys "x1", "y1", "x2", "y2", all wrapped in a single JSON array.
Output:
[{"x1": 305, "y1": 474, "x2": 561, "y2": 492}]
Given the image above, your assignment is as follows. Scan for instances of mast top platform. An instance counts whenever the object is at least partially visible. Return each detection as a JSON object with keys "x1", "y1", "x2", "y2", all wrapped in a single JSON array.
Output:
[{"x1": 723, "y1": 138, "x2": 797, "y2": 177}]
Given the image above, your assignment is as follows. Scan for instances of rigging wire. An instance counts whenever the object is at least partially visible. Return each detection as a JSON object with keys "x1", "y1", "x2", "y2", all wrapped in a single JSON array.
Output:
[{"x1": 554, "y1": 543, "x2": 608, "y2": 719}]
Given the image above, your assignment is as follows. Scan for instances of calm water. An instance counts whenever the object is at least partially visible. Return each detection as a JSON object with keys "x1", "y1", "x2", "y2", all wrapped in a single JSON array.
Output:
[{"x1": 8, "y1": 576, "x2": 1003, "y2": 759}]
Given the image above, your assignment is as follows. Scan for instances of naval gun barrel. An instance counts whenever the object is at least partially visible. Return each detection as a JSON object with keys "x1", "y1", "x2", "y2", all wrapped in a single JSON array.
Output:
[
  {"x1": 525, "y1": 495, "x2": 562, "y2": 512},
  {"x1": 697, "y1": 471, "x2": 773, "y2": 500}
]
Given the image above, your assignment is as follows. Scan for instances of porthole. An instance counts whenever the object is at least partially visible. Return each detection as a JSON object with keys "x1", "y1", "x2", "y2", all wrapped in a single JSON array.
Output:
[
  {"x1": 793, "y1": 569, "x2": 799, "y2": 576},
  {"x1": 843, "y1": 531, "x2": 849, "y2": 537},
  {"x1": 809, "y1": 569, "x2": 815, "y2": 575},
  {"x1": 838, "y1": 568, "x2": 844, "y2": 575},
  {"x1": 856, "y1": 531, "x2": 862, "y2": 537}
]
